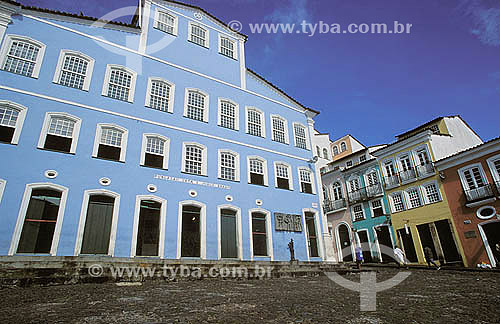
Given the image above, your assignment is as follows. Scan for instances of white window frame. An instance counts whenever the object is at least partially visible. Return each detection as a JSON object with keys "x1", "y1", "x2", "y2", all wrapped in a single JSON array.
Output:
[
  {"x1": 145, "y1": 77, "x2": 175, "y2": 113},
  {"x1": 176, "y1": 200, "x2": 207, "y2": 259},
  {"x1": 217, "y1": 204, "x2": 243, "y2": 260},
  {"x1": 37, "y1": 112, "x2": 82, "y2": 154},
  {"x1": 247, "y1": 155, "x2": 269, "y2": 186},
  {"x1": 340, "y1": 142, "x2": 347, "y2": 152},
  {"x1": 184, "y1": 88, "x2": 209, "y2": 122},
  {"x1": 486, "y1": 154, "x2": 500, "y2": 186},
  {"x1": 188, "y1": 21, "x2": 209, "y2": 48},
  {"x1": 382, "y1": 158, "x2": 397, "y2": 177},
  {"x1": 140, "y1": 133, "x2": 170, "y2": 169},
  {"x1": 248, "y1": 208, "x2": 273, "y2": 260},
  {"x1": 218, "y1": 34, "x2": 237, "y2": 59},
  {"x1": 217, "y1": 98, "x2": 239, "y2": 130},
  {"x1": 369, "y1": 199, "x2": 386, "y2": 218},
  {"x1": 351, "y1": 204, "x2": 365, "y2": 221},
  {"x1": 245, "y1": 106, "x2": 266, "y2": 138},
  {"x1": 218, "y1": 149, "x2": 240, "y2": 182},
  {"x1": 458, "y1": 163, "x2": 489, "y2": 191},
  {"x1": 0, "y1": 100, "x2": 28, "y2": 145},
  {"x1": 389, "y1": 191, "x2": 406, "y2": 213},
  {"x1": 412, "y1": 144, "x2": 432, "y2": 165},
  {"x1": 9, "y1": 183, "x2": 68, "y2": 256},
  {"x1": 274, "y1": 161, "x2": 294, "y2": 190},
  {"x1": 153, "y1": 8, "x2": 178, "y2": 36},
  {"x1": 332, "y1": 182, "x2": 343, "y2": 200},
  {"x1": 130, "y1": 195, "x2": 167, "y2": 258},
  {"x1": 404, "y1": 186, "x2": 423, "y2": 209},
  {"x1": 181, "y1": 142, "x2": 208, "y2": 176},
  {"x1": 0, "y1": 34, "x2": 46, "y2": 78},
  {"x1": 92, "y1": 123, "x2": 129, "y2": 162},
  {"x1": 421, "y1": 180, "x2": 443, "y2": 204},
  {"x1": 270, "y1": 114, "x2": 289, "y2": 144},
  {"x1": 333, "y1": 146, "x2": 339, "y2": 155},
  {"x1": 101, "y1": 64, "x2": 137, "y2": 103},
  {"x1": 397, "y1": 152, "x2": 414, "y2": 173},
  {"x1": 297, "y1": 167, "x2": 316, "y2": 194},
  {"x1": 52, "y1": 49, "x2": 94, "y2": 91},
  {"x1": 74, "y1": 189, "x2": 120, "y2": 256},
  {"x1": 292, "y1": 122, "x2": 310, "y2": 150}
]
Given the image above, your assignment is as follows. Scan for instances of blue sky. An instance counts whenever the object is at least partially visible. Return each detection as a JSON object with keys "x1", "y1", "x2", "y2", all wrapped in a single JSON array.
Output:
[{"x1": 19, "y1": 0, "x2": 500, "y2": 145}]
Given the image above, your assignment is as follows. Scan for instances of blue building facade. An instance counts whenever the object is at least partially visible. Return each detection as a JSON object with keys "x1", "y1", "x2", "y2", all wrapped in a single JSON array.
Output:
[{"x1": 0, "y1": 0, "x2": 333, "y2": 261}]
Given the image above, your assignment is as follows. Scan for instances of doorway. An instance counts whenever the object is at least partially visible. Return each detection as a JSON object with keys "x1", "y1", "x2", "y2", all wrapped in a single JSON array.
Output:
[
  {"x1": 221, "y1": 208, "x2": 237, "y2": 259},
  {"x1": 375, "y1": 225, "x2": 394, "y2": 262},
  {"x1": 397, "y1": 228, "x2": 418, "y2": 262},
  {"x1": 417, "y1": 223, "x2": 438, "y2": 261},
  {"x1": 337, "y1": 224, "x2": 353, "y2": 262},
  {"x1": 480, "y1": 220, "x2": 500, "y2": 267},
  {"x1": 181, "y1": 205, "x2": 201, "y2": 257},
  {"x1": 357, "y1": 230, "x2": 373, "y2": 262},
  {"x1": 435, "y1": 219, "x2": 462, "y2": 264},
  {"x1": 136, "y1": 200, "x2": 161, "y2": 257},
  {"x1": 81, "y1": 195, "x2": 115, "y2": 255}
]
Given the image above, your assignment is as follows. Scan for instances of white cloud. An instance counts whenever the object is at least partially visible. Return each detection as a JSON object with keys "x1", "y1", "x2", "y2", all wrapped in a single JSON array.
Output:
[
  {"x1": 265, "y1": 0, "x2": 313, "y2": 23},
  {"x1": 459, "y1": 0, "x2": 500, "y2": 46}
]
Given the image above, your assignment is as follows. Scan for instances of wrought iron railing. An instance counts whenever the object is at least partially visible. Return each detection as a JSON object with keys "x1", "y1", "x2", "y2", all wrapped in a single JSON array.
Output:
[
  {"x1": 347, "y1": 183, "x2": 383, "y2": 204},
  {"x1": 399, "y1": 168, "x2": 417, "y2": 182},
  {"x1": 323, "y1": 198, "x2": 346, "y2": 213},
  {"x1": 416, "y1": 163, "x2": 435, "y2": 178},
  {"x1": 383, "y1": 163, "x2": 435, "y2": 189},
  {"x1": 464, "y1": 183, "x2": 495, "y2": 203}
]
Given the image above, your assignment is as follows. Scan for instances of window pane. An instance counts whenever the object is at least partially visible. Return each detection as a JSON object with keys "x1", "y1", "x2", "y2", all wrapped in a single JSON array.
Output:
[
  {"x1": 100, "y1": 128, "x2": 123, "y2": 147},
  {"x1": 294, "y1": 124, "x2": 307, "y2": 149},
  {"x1": 185, "y1": 145, "x2": 203, "y2": 174},
  {"x1": 272, "y1": 117, "x2": 286, "y2": 143},
  {"x1": 149, "y1": 80, "x2": 171, "y2": 112},
  {"x1": 220, "y1": 152, "x2": 236, "y2": 181},
  {"x1": 107, "y1": 69, "x2": 132, "y2": 101},
  {"x1": 190, "y1": 25, "x2": 206, "y2": 47},
  {"x1": 247, "y1": 110, "x2": 262, "y2": 137},
  {"x1": 187, "y1": 91, "x2": 205, "y2": 121},
  {"x1": 48, "y1": 117, "x2": 75, "y2": 138},
  {"x1": 59, "y1": 55, "x2": 88, "y2": 89},
  {"x1": 220, "y1": 37, "x2": 234, "y2": 58},
  {"x1": 220, "y1": 100, "x2": 236, "y2": 129},
  {"x1": 157, "y1": 11, "x2": 175, "y2": 34},
  {"x1": 3, "y1": 40, "x2": 39, "y2": 77},
  {"x1": 0, "y1": 106, "x2": 19, "y2": 127}
]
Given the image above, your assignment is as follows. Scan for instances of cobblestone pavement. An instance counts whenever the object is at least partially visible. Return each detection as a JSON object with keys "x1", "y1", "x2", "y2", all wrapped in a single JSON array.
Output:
[{"x1": 0, "y1": 268, "x2": 498, "y2": 323}]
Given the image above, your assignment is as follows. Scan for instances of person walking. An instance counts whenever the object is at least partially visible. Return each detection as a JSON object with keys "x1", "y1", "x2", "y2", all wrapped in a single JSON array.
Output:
[
  {"x1": 424, "y1": 246, "x2": 440, "y2": 270},
  {"x1": 393, "y1": 246, "x2": 407, "y2": 269},
  {"x1": 355, "y1": 246, "x2": 364, "y2": 269}
]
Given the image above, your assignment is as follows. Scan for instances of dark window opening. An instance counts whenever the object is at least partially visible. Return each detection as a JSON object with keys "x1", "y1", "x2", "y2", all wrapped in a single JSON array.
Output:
[
  {"x1": 252, "y1": 212, "x2": 267, "y2": 256},
  {"x1": 338, "y1": 224, "x2": 352, "y2": 262},
  {"x1": 372, "y1": 206, "x2": 384, "y2": 217},
  {"x1": 0, "y1": 125, "x2": 15, "y2": 143},
  {"x1": 81, "y1": 195, "x2": 115, "y2": 255},
  {"x1": 306, "y1": 212, "x2": 319, "y2": 257},
  {"x1": 301, "y1": 182, "x2": 313, "y2": 194},
  {"x1": 136, "y1": 200, "x2": 161, "y2": 257},
  {"x1": 17, "y1": 189, "x2": 62, "y2": 254},
  {"x1": 144, "y1": 153, "x2": 164, "y2": 169},
  {"x1": 397, "y1": 228, "x2": 418, "y2": 263},
  {"x1": 357, "y1": 231, "x2": 373, "y2": 262},
  {"x1": 44, "y1": 134, "x2": 72, "y2": 153},
  {"x1": 277, "y1": 177, "x2": 289, "y2": 190},
  {"x1": 250, "y1": 173, "x2": 264, "y2": 186},
  {"x1": 97, "y1": 144, "x2": 121, "y2": 161},
  {"x1": 181, "y1": 205, "x2": 201, "y2": 257}
]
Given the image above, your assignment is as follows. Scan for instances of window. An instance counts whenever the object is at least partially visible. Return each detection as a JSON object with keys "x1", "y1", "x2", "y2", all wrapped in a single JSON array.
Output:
[
  {"x1": 299, "y1": 168, "x2": 314, "y2": 194},
  {"x1": 348, "y1": 178, "x2": 360, "y2": 192},
  {"x1": 415, "y1": 148, "x2": 430, "y2": 166},
  {"x1": 384, "y1": 160, "x2": 396, "y2": 177},
  {"x1": 366, "y1": 171, "x2": 378, "y2": 186},
  {"x1": 371, "y1": 199, "x2": 384, "y2": 217},
  {"x1": 184, "y1": 89, "x2": 209, "y2": 122},
  {"x1": 323, "y1": 148, "x2": 329, "y2": 160},
  {"x1": 251, "y1": 212, "x2": 269, "y2": 257},
  {"x1": 359, "y1": 155, "x2": 366, "y2": 163},
  {"x1": 352, "y1": 205, "x2": 364, "y2": 221},
  {"x1": 219, "y1": 35, "x2": 236, "y2": 59},
  {"x1": 429, "y1": 124, "x2": 439, "y2": 134},
  {"x1": 246, "y1": 107, "x2": 265, "y2": 137},
  {"x1": 487, "y1": 155, "x2": 500, "y2": 190},
  {"x1": 406, "y1": 187, "x2": 422, "y2": 209},
  {"x1": 140, "y1": 134, "x2": 170, "y2": 169},
  {"x1": 293, "y1": 123, "x2": 308, "y2": 149},
  {"x1": 154, "y1": 9, "x2": 178, "y2": 35},
  {"x1": 145, "y1": 77, "x2": 174, "y2": 113},
  {"x1": 305, "y1": 212, "x2": 319, "y2": 257},
  {"x1": 422, "y1": 182, "x2": 441, "y2": 204},
  {"x1": 0, "y1": 100, "x2": 27, "y2": 144},
  {"x1": 391, "y1": 192, "x2": 406, "y2": 212},
  {"x1": 248, "y1": 156, "x2": 268, "y2": 186},
  {"x1": 53, "y1": 50, "x2": 94, "y2": 91},
  {"x1": 218, "y1": 99, "x2": 239, "y2": 130},
  {"x1": 182, "y1": 142, "x2": 207, "y2": 176},
  {"x1": 189, "y1": 22, "x2": 209, "y2": 48},
  {"x1": 340, "y1": 142, "x2": 347, "y2": 152},
  {"x1": 92, "y1": 124, "x2": 128, "y2": 162},
  {"x1": 102, "y1": 64, "x2": 137, "y2": 102},
  {"x1": 271, "y1": 115, "x2": 289, "y2": 144},
  {"x1": 333, "y1": 146, "x2": 339, "y2": 155},
  {"x1": 316, "y1": 146, "x2": 321, "y2": 157},
  {"x1": 346, "y1": 161, "x2": 353, "y2": 168},
  {"x1": 459, "y1": 164, "x2": 486, "y2": 191},
  {"x1": 38, "y1": 112, "x2": 82, "y2": 154},
  {"x1": 219, "y1": 150, "x2": 240, "y2": 181},
  {"x1": 332, "y1": 182, "x2": 343, "y2": 200},
  {"x1": 0, "y1": 34, "x2": 46, "y2": 78},
  {"x1": 323, "y1": 186, "x2": 329, "y2": 200},
  {"x1": 275, "y1": 162, "x2": 293, "y2": 190}
]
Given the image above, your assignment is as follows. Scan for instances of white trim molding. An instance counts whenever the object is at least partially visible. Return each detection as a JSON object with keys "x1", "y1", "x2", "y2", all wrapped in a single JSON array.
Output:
[
  {"x1": 74, "y1": 189, "x2": 120, "y2": 256},
  {"x1": 9, "y1": 182, "x2": 68, "y2": 256},
  {"x1": 274, "y1": 161, "x2": 294, "y2": 190},
  {"x1": 92, "y1": 123, "x2": 129, "y2": 162},
  {"x1": 37, "y1": 111, "x2": 82, "y2": 154},
  {"x1": 145, "y1": 76, "x2": 175, "y2": 113},
  {"x1": 245, "y1": 106, "x2": 265, "y2": 138},
  {"x1": 181, "y1": 141, "x2": 208, "y2": 176},
  {"x1": 302, "y1": 208, "x2": 323, "y2": 260},
  {"x1": 0, "y1": 100, "x2": 28, "y2": 145},
  {"x1": 188, "y1": 21, "x2": 210, "y2": 48},
  {"x1": 0, "y1": 178, "x2": 5, "y2": 204},
  {"x1": 217, "y1": 97, "x2": 239, "y2": 131},
  {"x1": 176, "y1": 200, "x2": 207, "y2": 259},
  {"x1": 0, "y1": 34, "x2": 46, "y2": 78},
  {"x1": 248, "y1": 208, "x2": 273, "y2": 260},
  {"x1": 270, "y1": 114, "x2": 290, "y2": 144},
  {"x1": 183, "y1": 88, "x2": 209, "y2": 123},
  {"x1": 486, "y1": 154, "x2": 500, "y2": 183},
  {"x1": 140, "y1": 133, "x2": 170, "y2": 170},
  {"x1": 130, "y1": 194, "x2": 167, "y2": 258},
  {"x1": 101, "y1": 64, "x2": 137, "y2": 103},
  {"x1": 218, "y1": 33, "x2": 237, "y2": 60},
  {"x1": 247, "y1": 155, "x2": 269, "y2": 186},
  {"x1": 153, "y1": 7, "x2": 179, "y2": 36},
  {"x1": 52, "y1": 49, "x2": 94, "y2": 91},
  {"x1": 217, "y1": 204, "x2": 243, "y2": 260},
  {"x1": 218, "y1": 149, "x2": 240, "y2": 182},
  {"x1": 297, "y1": 166, "x2": 316, "y2": 194},
  {"x1": 292, "y1": 122, "x2": 310, "y2": 150}
]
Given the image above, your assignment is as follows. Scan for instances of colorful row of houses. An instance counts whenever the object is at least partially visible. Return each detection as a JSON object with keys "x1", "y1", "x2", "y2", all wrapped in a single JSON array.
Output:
[{"x1": 313, "y1": 117, "x2": 500, "y2": 268}]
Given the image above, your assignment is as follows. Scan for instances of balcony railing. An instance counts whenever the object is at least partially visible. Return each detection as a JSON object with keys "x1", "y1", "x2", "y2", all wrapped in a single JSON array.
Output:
[
  {"x1": 383, "y1": 163, "x2": 435, "y2": 189},
  {"x1": 384, "y1": 175, "x2": 400, "y2": 188},
  {"x1": 399, "y1": 168, "x2": 417, "y2": 182},
  {"x1": 416, "y1": 163, "x2": 435, "y2": 178},
  {"x1": 464, "y1": 184, "x2": 495, "y2": 203},
  {"x1": 323, "y1": 198, "x2": 346, "y2": 213},
  {"x1": 347, "y1": 183, "x2": 383, "y2": 204}
]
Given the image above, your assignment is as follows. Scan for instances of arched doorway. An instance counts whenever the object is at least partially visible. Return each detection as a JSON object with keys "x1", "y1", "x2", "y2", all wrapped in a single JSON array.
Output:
[{"x1": 337, "y1": 223, "x2": 353, "y2": 262}]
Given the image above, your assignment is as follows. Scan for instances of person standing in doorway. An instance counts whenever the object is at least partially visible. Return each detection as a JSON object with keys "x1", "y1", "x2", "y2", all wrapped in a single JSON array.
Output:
[
  {"x1": 393, "y1": 245, "x2": 406, "y2": 269},
  {"x1": 424, "y1": 246, "x2": 440, "y2": 270},
  {"x1": 355, "y1": 246, "x2": 364, "y2": 269}
]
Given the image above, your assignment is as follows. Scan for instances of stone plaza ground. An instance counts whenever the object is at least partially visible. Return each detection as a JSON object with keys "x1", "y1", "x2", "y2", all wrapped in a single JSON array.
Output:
[{"x1": 0, "y1": 267, "x2": 498, "y2": 323}]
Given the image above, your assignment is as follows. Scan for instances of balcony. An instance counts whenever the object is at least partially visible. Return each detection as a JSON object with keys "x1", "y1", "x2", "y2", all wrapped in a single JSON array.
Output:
[
  {"x1": 383, "y1": 174, "x2": 400, "y2": 189},
  {"x1": 416, "y1": 163, "x2": 435, "y2": 179},
  {"x1": 323, "y1": 198, "x2": 346, "y2": 213},
  {"x1": 383, "y1": 164, "x2": 435, "y2": 189},
  {"x1": 464, "y1": 183, "x2": 496, "y2": 204},
  {"x1": 348, "y1": 183, "x2": 383, "y2": 204},
  {"x1": 399, "y1": 168, "x2": 417, "y2": 183}
]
